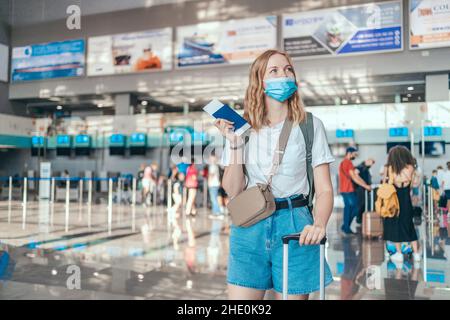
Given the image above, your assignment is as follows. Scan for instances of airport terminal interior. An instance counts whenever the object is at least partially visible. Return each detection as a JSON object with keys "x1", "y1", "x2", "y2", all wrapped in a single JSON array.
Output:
[{"x1": 0, "y1": 0, "x2": 449, "y2": 300}]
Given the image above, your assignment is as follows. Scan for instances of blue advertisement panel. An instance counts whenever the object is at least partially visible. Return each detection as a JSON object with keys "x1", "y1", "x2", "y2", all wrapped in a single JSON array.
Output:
[
  {"x1": 283, "y1": 1, "x2": 402, "y2": 58},
  {"x1": 11, "y1": 39, "x2": 85, "y2": 82}
]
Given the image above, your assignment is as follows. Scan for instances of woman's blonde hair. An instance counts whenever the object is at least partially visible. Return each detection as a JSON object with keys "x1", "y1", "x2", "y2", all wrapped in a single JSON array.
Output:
[{"x1": 243, "y1": 49, "x2": 306, "y2": 130}]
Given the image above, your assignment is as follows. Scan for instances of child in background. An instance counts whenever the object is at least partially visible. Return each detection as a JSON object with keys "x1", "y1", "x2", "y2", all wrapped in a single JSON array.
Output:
[{"x1": 168, "y1": 172, "x2": 185, "y2": 225}]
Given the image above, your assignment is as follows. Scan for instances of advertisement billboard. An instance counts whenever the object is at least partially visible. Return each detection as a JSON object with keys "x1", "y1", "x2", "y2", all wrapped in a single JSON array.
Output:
[
  {"x1": 283, "y1": 1, "x2": 403, "y2": 58},
  {"x1": 11, "y1": 39, "x2": 85, "y2": 82},
  {"x1": 88, "y1": 28, "x2": 172, "y2": 76},
  {"x1": 176, "y1": 16, "x2": 277, "y2": 68},
  {"x1": 410, "y1": 0, "x2": 450, "y2": 49}
]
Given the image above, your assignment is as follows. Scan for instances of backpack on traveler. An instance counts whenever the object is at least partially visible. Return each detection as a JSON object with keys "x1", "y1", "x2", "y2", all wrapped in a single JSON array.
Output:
[{"x1": 375, "y1": 166, "x2": 400, "y2": 218}]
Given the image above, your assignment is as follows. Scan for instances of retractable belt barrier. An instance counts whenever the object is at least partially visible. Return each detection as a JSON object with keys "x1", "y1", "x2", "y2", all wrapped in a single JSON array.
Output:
[{"x1": 0, "y1": 176, "x2": 120, "y2": 182}]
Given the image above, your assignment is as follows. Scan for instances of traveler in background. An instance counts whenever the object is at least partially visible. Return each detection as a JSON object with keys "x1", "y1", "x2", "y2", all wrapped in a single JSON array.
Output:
[
  {"x1": 168, "y1": 172, "x2": 184, "y2": 222},
  {"x1": 157, "y1": 175, "x2": 166, "y2": 205},
  {"x1": 177, "y1": 156, "x2": 190, "y2": 176},
  {"x1": 207, "y1": 154, "x2": 223, "y2": 219},
  {"x1": 382, "y1": 146, "x2": 421, "y2": 263},
  {"x1": 151, "y1": 162, "x2": 159, "y2": 187},
  {"x1": 185, "y1": 160, "x2": 199, "y2": 217},
  {"x1": 431, "y1": 170, "x2": 441, "y2": 208},
  {"x1": 60, "y1": 170, "x2": 70, "y2": 188},
  {"x1": 379, "y1": 164, "x2": 388, "y2": 184},
  {"x1": 167, "y1": 163, "x2": 178, "y2": 180},
  {"x1": 411, "y1": 158, "x2": 421, "y2": 207},
  {"x1": 355, "y1": 158, "x2": 375, "y2": 225},
  {"x1": 436, "y1": 165, "x2": 444, "y2": 189},
  {"x1": 137, "y1": 163, "x2": 146, "y2": 202},
  {"x1": 141, "y1": 165, "x2": 153, "y2": 207},
  {"x1": 441, "y1": 162, "x2": 450, "y2": 203},
  {"x1": 339, "y1": 147, "x2": 371, "y2": 235}
]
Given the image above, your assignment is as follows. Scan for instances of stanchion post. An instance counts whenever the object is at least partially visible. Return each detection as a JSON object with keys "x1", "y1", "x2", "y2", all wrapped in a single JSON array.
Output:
[
  {"x1": 88, "y1": 178, "x2": 92, "y2": 205},
  {"x1": 50, "y1": 178, "x2": 55, "y2": 203},
  {"x1": 22, "y1": 177, "x2": 27, "y2": 230},
  {"x1": 132, "y1": 177, "x2": 136, "y2": 232},
  {"x1": 8, "y1": 176, "x2": 12, "y2": 204},
  {"x1": 118, "y1": 178, "x2": 122, "y2": 205},
  {"x1": 182, "y1": 186, "x2": 187, "y2": 230},
  {"x1": 65, "y1": 178, "x2": 70, "y2": 232},
  {"x1": 429, "y1": 185, "x2": 434, "y2": 245},
  {"x1": 108, "y1": 178, "x2": 113, "y2": 235},
  {"x1": 8, "y1": 176, "x2": 12, "y2": 224},
  {"x1": 50, "y1": 177, "x2": 55, "y2": 227},
  {"x1": 79, "y1": 179, "x2": 83, "y2": 205}
]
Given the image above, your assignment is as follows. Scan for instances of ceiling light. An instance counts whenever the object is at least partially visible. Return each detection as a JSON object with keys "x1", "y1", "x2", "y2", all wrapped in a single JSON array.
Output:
[
  {"x1": 56, "y1": 105, "x2": 63, "y2": 110},
  {"x1": 407, "y1": 86, "x2": 414, "y2": 91},
  {"x1": 141, "y1": 100, "x2": 148, "y2": 106}
]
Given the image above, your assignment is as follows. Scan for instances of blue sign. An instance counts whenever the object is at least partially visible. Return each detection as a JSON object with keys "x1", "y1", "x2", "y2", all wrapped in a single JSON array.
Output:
[
  {"x1": 56, "y1": 135, "x2": 71, "y2": 147},
  {"x1": 11, "y1": 39, "x2": 85, "y2": 82},
  {"x1": 130, "y1": 133, "x2": 147, "y2": 146},
  {"x1": 109, "y1": 134, "x2": 126, "y2": 146},
  {"x1": 426, "y1": 269, "x2": 445, "y2": 284},
  {"x1": 31, "y1": 136, "x2": 45, "y2": 147},
  {"x1": 389, "y1": 127, "x2": 409, "y2": 137},
  {"x1": 424, "y1": 126, "x2": 442, "y2": 137},
  {"x1": 336, "y1": 129, "x2": 354, "y2": 138},
  {"x1": 167, "y1": 126, "x2": 207, "y2": 143},
  {"x1": 75, "y1": 135, "x2": 91, "y2": 147}
]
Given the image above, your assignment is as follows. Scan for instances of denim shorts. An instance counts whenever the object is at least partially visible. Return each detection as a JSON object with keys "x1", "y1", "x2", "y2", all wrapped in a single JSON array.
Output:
[{"x1": 227, "y1": 194, "x2": 333, "y2": 295}]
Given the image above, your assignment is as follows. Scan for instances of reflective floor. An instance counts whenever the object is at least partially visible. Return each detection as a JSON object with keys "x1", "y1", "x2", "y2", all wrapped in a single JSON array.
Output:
[{"x1": 0, "y1": 199, "x2": 449, "y2": 300}]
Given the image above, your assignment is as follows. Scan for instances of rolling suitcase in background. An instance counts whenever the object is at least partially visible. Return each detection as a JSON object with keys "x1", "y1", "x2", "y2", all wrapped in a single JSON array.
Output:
[
  {"x1": 282, "y1": 233, "x2": 326, "y2": 300},
  {"x1": 362, "y1": 189, "x2": 383, "y2": 239}
]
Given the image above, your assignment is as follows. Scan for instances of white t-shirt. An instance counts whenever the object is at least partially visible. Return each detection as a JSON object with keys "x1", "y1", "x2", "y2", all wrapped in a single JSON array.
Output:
[
  {"x1": 208, "y1": 164, "x2": 221, "y2": 188},
  {"x1": 441, "y1": 170, "x2": 450, "y2": 190},
  {"x1": 220, "y1": 115, "x2": 335, "y2": 198}
]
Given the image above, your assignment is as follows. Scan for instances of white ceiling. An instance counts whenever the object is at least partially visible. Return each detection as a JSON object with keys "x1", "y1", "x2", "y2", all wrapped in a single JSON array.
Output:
[{"x1": 5, "y1": 0, "x2": 200, "y2": 26}]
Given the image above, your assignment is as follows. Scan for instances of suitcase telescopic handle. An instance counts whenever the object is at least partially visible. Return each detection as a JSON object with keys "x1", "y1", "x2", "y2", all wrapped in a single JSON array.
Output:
[{"x1": 282, "y1": 233, "x2": 327, "y2": 245}]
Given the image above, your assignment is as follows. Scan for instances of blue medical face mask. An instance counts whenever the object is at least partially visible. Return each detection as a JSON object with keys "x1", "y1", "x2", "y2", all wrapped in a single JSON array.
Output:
[{"x1": 264, "y1": 77, "x2": 298, "y2": 102}]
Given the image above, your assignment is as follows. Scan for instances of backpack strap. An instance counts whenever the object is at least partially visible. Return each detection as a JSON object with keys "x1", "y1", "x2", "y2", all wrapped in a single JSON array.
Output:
[{"x1": 299, "y1": 112, "x2": 315, "y2": 211}]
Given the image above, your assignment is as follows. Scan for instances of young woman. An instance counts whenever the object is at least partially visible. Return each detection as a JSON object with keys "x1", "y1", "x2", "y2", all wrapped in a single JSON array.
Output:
[
  {"x1": 215, "y1": 49, "x2": 335, "y2": 300},
  {"x1": 382, "y1": 146, "x2": 421, "y2": 263}
]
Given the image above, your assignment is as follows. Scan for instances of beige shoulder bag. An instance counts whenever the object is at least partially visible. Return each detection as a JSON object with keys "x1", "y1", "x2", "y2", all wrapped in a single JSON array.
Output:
[{"x1": 227, "y1": 119, "x2": 293, "y2": 227}]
